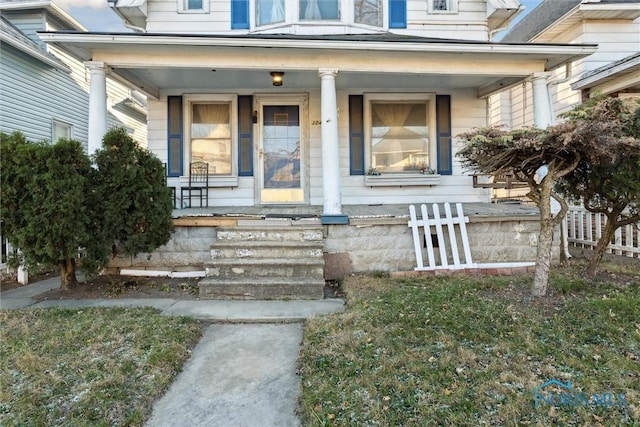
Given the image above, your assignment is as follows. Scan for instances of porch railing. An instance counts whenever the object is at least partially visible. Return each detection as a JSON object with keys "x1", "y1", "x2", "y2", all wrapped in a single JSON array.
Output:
[{"x1": 564, "y1": 205, "x2": 640, "y2": 258}]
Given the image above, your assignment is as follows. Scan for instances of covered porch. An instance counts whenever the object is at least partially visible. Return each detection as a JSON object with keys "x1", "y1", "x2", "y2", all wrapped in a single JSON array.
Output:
[{"x1": 39, "y1": 31, "x2": 597, "y2": 215}]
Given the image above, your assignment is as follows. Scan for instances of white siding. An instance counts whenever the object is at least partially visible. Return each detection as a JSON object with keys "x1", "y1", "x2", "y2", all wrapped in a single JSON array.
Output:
[
  {"x1": 145, "y1": 0, "x2": 491, "y2": 40},
  {"x1": 0, "y1": 43, "x2": 89, "y2": 145},
  {"x1": 1, "y1": 10, "x2": 147, "y2": 148},
  {"x1": 492, "y1": 14, "x2": 640, "y2": 128}
]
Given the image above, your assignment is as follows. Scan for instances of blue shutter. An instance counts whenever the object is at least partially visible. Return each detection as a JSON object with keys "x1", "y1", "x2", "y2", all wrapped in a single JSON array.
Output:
[
  {"x1": 167, "y1": 96, "x2": 183, "y2": 177},
  {"x1": 231, "y1": 0, "x2": 250, "y2": 29},
  {"x1": 349, "y1": 95, "x2": 365, "y2": 175},
  {"x1": 436, "y1": 95, "x2": 452, "y2": 175},
  {"x1": 238, "y1": 95, "x2": 254, "y2": 176},
  {"x1": 389, "y1": 0, "x2": 406, "y2": 28}
]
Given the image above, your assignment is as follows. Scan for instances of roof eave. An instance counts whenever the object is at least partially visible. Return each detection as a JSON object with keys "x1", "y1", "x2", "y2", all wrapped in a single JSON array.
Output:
[{"x1": 0, "y1": 33, "x2": 70, "y2": 72}]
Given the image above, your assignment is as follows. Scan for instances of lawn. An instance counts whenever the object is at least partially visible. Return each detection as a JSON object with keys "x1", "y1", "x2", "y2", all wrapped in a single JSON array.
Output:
[
  {"x1": 299, "y1": 263, "x2": 640, "y2": 426},
  {"x1": 0, "y1": 308, "x2": 202, "y2": 427}
]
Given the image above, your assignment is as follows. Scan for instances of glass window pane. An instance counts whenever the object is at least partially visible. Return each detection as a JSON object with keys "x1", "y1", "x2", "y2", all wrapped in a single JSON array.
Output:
[
  {"x1": 300, "y1": 0, "x2": 339, "y2": 20},
  {"x1": 52, "y1": 120, "x2": 71, "y2": 142},
  {"x1": 188, "y1": 0, "x2": 203, "y2": 9},
  {"x1": 433, "y1": 0, "x2": 448, "y2": 11},
  {"x1": 191, "y1": 103, "x2": 231, "y2": 174},
  {"x1": 371, "y1": 102, "x2": 429, "y2": 173},
  {"x1": 257, "y1": 0, "x2": 286, "y2": 26},
  {"x1": 354, "y1": 0, "x2": 382, "y2": 26}
]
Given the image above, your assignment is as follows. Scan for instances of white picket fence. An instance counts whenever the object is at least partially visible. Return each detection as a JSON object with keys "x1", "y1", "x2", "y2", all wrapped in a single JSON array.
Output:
[
  {"x1": 408, "y1": 203, "x2": 534, "y2": 271},
  {"x1": 564, "y1": 205, "x2": 640, "y2": 258}
]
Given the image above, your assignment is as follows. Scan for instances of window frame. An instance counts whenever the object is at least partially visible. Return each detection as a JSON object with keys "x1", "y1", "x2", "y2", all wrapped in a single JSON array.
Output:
[
  {"x1": 51, "y1": 119, "x2": 72, "y2": 142},
  {"x1": 363, "y1": 93, "x2": 437, "y2": 175},
  {"x1": 252, "y1": 0, "x2": 387, "y2": 29},
  {"x1": 428, "y1": 0, "x2": 458, "y2": 14},
  {"x1": 183, "y1": 94, "x2": 238, "y2": 178},
  {"x1": 178, "y1": 0, "x2": 210, "y2": 14}
]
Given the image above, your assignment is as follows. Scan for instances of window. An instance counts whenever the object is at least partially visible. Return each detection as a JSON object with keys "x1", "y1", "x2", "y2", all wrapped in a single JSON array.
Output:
[
  {"x1": 52, "y1": 120, "x2": 72, "y2": 142},
  {"x1": 299, "y1": 0, "x2": 339, "y2": 20},
  {"x1": 256, "y1": 0, "x2": 286, "y2": 26},
  {"x1": 186, "y1": 96, "x2": 236, "y2": 175},
  {"x1": 365, "y1": 95, "x2": 435, "y2": 174},
  {"x1": 355, "y1": 0, "x2": 382, "y2": 26},
  {"x1": 254, "y1": 0, "x2": 388, "y2": 27},
  {"x1": 428, "y1": 0, "x2": 457, "y2": 13},
  {"x1": 178, "y1": 0, "x2": 209, "y2": 13}
]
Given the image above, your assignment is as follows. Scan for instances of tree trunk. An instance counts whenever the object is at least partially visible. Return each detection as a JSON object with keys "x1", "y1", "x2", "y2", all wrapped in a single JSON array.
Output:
[
  {"x1": 59, "y1": 258, "x2": 78, "y2": 290},
  {"x1": 585, "y1": 214, "x2": 618, "y2": 276},
  {"x1": 532, "y1": 218, "x2": 555, "y2": 296}
]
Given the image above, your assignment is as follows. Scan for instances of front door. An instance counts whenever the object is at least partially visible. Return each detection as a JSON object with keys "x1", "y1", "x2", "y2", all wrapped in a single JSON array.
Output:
[{"x1": 257, "y1": 98, "x2": 307, "y2": 204}]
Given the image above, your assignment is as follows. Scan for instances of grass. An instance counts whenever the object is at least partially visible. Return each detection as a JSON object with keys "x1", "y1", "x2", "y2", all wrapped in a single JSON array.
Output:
[
  {"x1": 299, "y1": 262, "x2": 640, "y2": 426},
  {"x1": 0, "y1": 308, "x2": 202, "y2": 426}
]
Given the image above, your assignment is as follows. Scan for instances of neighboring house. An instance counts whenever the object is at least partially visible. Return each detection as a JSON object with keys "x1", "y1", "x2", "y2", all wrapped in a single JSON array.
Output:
[
  {"x1": 490, "y1": 0, "x2": 640, "y2": 130},
  {"x1": 0, "y1": 0, "x2": 147, "y2": 275},
  {"x1": 37, "y1": 0, "x2": 598, "y2": 214},
  {"x1": 0, "y1": 0, "x2": 147, "y2": 148}
]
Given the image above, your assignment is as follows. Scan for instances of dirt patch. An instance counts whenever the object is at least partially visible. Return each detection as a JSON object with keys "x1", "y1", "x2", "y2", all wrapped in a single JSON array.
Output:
[{"x1": 34, "y1": 275, "x2": 201, "y2": 301}]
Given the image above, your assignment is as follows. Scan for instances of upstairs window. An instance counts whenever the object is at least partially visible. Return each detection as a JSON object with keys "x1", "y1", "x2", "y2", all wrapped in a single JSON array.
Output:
[
  {"x1": 428, "y1": 0, "x2": 457, "y2": 13},
  {"x1": 178, "y1": 0, "x2": 210, "y2": 13},
  {"x1": 257, "y1": 0, "x2": 286, "y2": 26},
  {"x1": 355, "y1": 0, "x2": 382, "y2": 26},
  {"x1": 300, "y1": 0, "x2": 339, "y2": 20},
  {"x1": 254, "y1": 0, "x2": 388, "y2": 28}
]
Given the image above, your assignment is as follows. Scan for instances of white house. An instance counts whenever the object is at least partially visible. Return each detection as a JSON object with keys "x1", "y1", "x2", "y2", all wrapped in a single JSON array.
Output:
[
  {"x1": 490, "y1": 0, "x2": 640, "y2": 129},
  {"x1": 0, "y1": 0, "x2": 148, "y2": 148},
  {"x1": 33, "y1": 1, "x2": 603, "y2": 296},
  {"x1": 37, "y1": 0, "x2": 598, "y2": 214}
]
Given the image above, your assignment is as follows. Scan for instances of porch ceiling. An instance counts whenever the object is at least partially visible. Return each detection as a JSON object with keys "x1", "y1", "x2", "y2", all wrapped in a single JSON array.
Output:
[{"x1": 38, "y1": 31, "x2": 597, "y2": 99}]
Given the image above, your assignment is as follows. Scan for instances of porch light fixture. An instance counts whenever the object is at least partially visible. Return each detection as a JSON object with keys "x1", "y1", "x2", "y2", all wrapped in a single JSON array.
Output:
[{"x1": 270, "y1": 71, "x2": 284, "y2": 86}]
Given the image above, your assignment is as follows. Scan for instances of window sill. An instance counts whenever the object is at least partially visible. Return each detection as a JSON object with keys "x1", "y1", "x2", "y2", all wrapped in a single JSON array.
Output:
[{"x1": 365, "y1": 174, "x2": 441, "y2": 187}]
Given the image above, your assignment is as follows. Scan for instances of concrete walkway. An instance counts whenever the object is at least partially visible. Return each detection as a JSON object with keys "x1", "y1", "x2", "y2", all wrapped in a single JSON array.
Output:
[{"x1": 1, "y1": 277, "x2": 345, "y2": 426}]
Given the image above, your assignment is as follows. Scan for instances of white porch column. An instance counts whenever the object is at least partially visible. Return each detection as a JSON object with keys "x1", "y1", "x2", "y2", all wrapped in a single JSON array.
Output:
[
  {"x1": 85, "y1": 61, "x2": 108, "y2": 156},
  {"x1": 531, "y1": 72, "x2": 553, "y2": 128},
  {"x1": 319, "y1": 68, "x2": 342, "y2": 215}
]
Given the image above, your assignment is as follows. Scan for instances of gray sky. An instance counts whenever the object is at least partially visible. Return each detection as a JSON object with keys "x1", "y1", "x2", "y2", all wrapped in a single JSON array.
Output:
[{"x1": 55, "y1": 0, "x2": 543, "y2": 33}]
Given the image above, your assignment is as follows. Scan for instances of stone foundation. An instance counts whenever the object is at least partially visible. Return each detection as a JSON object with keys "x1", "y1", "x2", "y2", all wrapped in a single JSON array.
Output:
[{"x1": 108, "y1": 213, "x2": 559, "y2": 278}]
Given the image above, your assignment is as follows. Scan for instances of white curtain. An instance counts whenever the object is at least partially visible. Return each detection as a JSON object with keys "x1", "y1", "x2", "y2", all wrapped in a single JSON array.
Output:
[
  {"x1": 192, "y1": 104, "x2": 229, "y2": 138},
  {"x1": 373, "y1": 104, "x2": 413, "y2": 138},
  {"x1": 271, "y1": 0, "x2": 285, "y2": 22},
  {"x1": 303, "y1": 0, "x2": 322, "y2": 19}
]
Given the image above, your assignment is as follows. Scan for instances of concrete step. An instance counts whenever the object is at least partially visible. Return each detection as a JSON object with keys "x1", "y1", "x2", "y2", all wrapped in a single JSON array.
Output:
[
  {"x1": 205, "y1": 258, "x2": 324, "y2": 280},
  {"x1": 215, "y1": 227, "x2": 323, "y2": 243},
  {"x1": 198, "y1": 277, "x2": 325, "y2": 300},
  {"x1": 211, "y1": 240, "x2": 324, "y2": 260}
]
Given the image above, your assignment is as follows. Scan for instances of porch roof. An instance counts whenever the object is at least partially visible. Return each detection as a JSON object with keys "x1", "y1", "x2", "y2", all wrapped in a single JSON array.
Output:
[{"x1": 38, "y1": 31, "x2": 597, "y2": 99}]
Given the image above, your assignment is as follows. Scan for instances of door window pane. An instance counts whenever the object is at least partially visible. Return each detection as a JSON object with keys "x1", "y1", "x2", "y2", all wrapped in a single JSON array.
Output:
[
  {"x1": 257, "y1": 0, "x2": 286, "y2": 25},
  {"x1": 191, "y1": 103, "x2": 231, "y2": 174},
  {"x1": 371, "y1": 102, "x2": 429, "y2": 173},
  {"x1": 354, "y1": 0, "x2": 382, "y2": 26},
  {"x1": 263, "y1": 106, "x2": 300, "y2": 189},
  {"x1": 299, "y1": 0, "x2": 339, "y2": 20}
]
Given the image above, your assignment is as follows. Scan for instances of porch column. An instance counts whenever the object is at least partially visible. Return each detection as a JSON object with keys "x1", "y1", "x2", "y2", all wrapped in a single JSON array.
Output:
[
  {"x1": 531, "y1": 72, "x2": 553, "y2": 128},
  {"x1": 85, "y1": 61, "x2": 108, "y2": 156},
  {"x1": 319, "y1": 68, "x2": 342, "y2": 216}
]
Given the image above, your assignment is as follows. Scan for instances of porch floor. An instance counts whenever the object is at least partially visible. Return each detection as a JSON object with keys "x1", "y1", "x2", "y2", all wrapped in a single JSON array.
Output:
[{"x1": 172, "y1": 201, "x2": 539, "y2": 221}]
